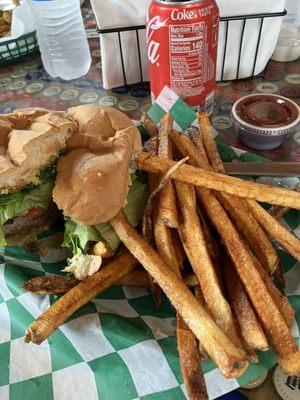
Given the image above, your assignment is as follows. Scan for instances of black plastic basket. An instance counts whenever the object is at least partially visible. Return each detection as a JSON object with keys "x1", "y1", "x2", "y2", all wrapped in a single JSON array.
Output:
[{"x1": 97, "y1": 9, "x2": 287, "y2": 96}]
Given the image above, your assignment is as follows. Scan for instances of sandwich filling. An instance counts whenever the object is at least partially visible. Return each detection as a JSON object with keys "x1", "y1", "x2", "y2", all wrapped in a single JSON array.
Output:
[{"x1": 0, "y1": 108, "x2": 76, "y2": 246}]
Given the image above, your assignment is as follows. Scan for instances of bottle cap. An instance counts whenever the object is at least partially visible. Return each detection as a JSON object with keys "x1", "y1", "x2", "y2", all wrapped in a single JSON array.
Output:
[
  {"x1": 79, "y1": 92, "x2": 99, "y2": 103},
  {"x1": 241, "y1": 371, "x2": 268, "y2": 389},
  {"x1": 11, "y1": 68, "x2": 27, "y2": 79},
  {"x1": 25, "y1": 83, "x2": 44, "y2": 94},
  {"x1": 119, "y1": 99, "x2": 139, "y2": 111},
  {"x1": 60, "y1": 90, "x2": 79, "y2": 101},
  {"x1": 256, "y1": 82, "x2": 279, "y2": 94},
  {"x1": 98, "y1": 96, "x2": 118, "y2": 106},
  {"x1": 285, "y1": 74, "x2": 300, "y2": 85},
  {"x1": 273, "y1": 365, "x2": 300, "y2": 400},
  {"x1": 43, "y1": 86, "x2": 62, "y2": 97},
  {"x1": 0, "y1": 77, "x2": 12, "y2": 87},
  {"x1": 8, "y1": 80, "x2": 27, "y2": 91}
]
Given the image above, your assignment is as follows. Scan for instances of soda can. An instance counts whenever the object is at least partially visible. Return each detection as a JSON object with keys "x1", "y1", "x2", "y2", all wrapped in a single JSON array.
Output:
[{"x1": 146, "y1": 0, "x2": 219, "y2": 114}]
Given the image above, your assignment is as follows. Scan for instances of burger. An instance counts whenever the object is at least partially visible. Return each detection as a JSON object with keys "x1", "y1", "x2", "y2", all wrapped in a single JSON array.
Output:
[
  {"x1": 0, "y1": 108, "x2": 76, "y2": 247},
  {"x1": 53, "y1": 105, "x2": 148, "y2": 279}
]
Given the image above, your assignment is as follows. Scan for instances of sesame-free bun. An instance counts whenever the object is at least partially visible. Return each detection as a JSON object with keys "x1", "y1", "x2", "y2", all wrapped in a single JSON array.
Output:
[
  {"x1": 53, "y1": 105, "x2": 142, "y2": 225},
  {"x1": 0, "y1": 108, "x2": 76, "y2": 193}
]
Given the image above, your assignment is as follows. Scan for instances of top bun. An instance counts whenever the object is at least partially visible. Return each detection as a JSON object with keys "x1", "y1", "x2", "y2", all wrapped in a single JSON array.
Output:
[
  {"x1": 53, "y1": 105, "x2": 142, "y2": 225},
  {"x1": 0, "y1": 108, "x2": 76, "y2": 193}
]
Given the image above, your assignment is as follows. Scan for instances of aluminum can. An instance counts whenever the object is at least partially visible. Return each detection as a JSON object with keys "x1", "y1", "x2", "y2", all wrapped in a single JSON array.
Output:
[{"x1": 146, "y1": 0, "x2": 219, "y2": 113}]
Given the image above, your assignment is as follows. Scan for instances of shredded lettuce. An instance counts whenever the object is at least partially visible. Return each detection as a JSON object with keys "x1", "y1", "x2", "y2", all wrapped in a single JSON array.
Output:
[
  {"x1": 63, "y1": 173, "x2": 148, "y2": 256},
  {"x1": 0, "y1": 180, "x2": 55, "y2": 246}
]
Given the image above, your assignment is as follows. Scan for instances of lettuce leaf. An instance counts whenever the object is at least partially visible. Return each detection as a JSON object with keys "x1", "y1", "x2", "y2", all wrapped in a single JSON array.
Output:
[
  {"x1": 63, "y1": 173, "x2": 148, "y2": 256},
  {"x1": 0, "y1": 180, "x2": 54, "y2": 246}
]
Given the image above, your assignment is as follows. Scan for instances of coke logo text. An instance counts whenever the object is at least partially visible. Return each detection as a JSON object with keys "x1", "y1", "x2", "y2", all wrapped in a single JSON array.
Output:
[{"x1": 171, "y1": 8, "x2": 197, "y2": 21}]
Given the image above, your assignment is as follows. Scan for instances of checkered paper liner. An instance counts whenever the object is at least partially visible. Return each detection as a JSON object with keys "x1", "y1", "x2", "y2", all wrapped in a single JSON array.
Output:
[{"x1": 0, "y1": 94, "x2": 299, "y2": 400}]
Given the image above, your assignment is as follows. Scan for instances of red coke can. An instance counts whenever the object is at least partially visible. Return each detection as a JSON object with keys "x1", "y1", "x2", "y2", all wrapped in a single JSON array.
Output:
[{"x1": 146, "y1": 0, "x2": 219, "y2": 114}]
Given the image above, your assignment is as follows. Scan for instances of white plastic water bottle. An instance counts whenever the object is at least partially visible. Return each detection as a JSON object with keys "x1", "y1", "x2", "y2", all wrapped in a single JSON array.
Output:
[{"x1": 27, "y1": 0, "x2": 92, "y2": 80}]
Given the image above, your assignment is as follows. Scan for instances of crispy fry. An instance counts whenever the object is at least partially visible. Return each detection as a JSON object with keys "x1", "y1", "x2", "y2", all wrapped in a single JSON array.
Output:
[
  {"x1": 136, "y1": 152, "x2": 300, "y2": 209},
  {"x1": 175, "y1": 181, "x2": 244, "y2": 352},
  {"x1": 157, "y1": 113, "x2": 179, "y2": 228},
  {"x1": 21, "y1": 275, "x2": 78, "y2": 295},
  {"x1": 171, "y1": 229, "x2": 185, "y2": 270},
  {"x1": 194, "y1": 287, "x2": 210, "y2": 362},
  {"x1": 153, "y1": 185, "x2": 207, "y2": 397},
  {"x1": 177, "y1": 315, "x2": 208, "y2": 400},
  {"x1": 184, "y1": 127, "x2": 280, "y2": 274},
  {"x1": 251, "y1": 253, "x2": 294, "y2": 327},
  {"x1": 141, "y1": 113, "x2": 159, "y2": 137},
  {"x1": 142, "y1": 156, "x2": 189, "y2": 240},
  {"x1": 197, "y1": 189, "x2": 300, "y2": 375},
  {"x1": 247, "y1": 199, "x2": 300, "y2": 261},
  {"x1": 154, "y1": 210, "x2": 181, "y2": 276},
  {"x1": 218, "y1": 195, "x2": 279, "y2": 273},
  {"x1": 198, "y1": 210, "x2": 220, "y2": 265},
  {"x1": 197, "y1": 112, "x2": 224, "y2": 173},
  {"x1": 269, "y1": 183, "x2": 300, "y2": 220},
  {"x1": 223, "y1": 257, "x2": 268, "y2": 353},
  {"x1": 169, "y1": 133, "x2": 300, "y2": 375},
  {"x1": 142, "y1": 154, "x2": 188, "y2": 310},
  {"x1": 142, "y1": 141, "x2": 161, "y2": 310},
  {"x1": 24, "y1": 249, "x2": 139, "y2": 344},
  {"x1": 110, "y1": 210, "x2": 248, "y2": 378}
]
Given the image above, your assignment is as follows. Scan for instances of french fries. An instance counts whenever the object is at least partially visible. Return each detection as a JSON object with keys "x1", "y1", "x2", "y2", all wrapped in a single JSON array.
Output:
[
  {"x1": 153, "y1": 180, "x2": 207, "y2": 399},
  {"x1": 136, "y1": 152, "x2": 300, "y2": 209},
  {"x1": 223, "y1": 257, "x2": 269, "y2": 353},
  {"x1": 169, "y1": 130, "x2": 300, "y2": 375},
  {"x1": 177, "y1": 315, "x2": 208, "y2": 400},
  {"x1": 25, "y1": 249, "x2": 139, "y2": 344},
  {"x1": 110, "y1": 210, "x2": 248, "y2": 378},
  {"x1": 269, "y1": 183, "x2": 300, "y2": 220},
  {"x1": 157, "y1": 113, "x2": 179, "y2": 228},
  {"x1": 247, "y1": 199, "x2": 300, "y2": 261},
  {"x1": 175, "y1": 181, "x2": 244, "y2": 352},
  {"x1": 173, "y1": 127, "x2": 279, "y2": 274}
]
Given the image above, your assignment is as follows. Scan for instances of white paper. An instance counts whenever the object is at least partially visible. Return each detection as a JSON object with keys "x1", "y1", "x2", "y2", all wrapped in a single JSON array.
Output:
[
  {"x1": 91, "y1": 0, "x2": 150, "y2": 89},
  {"x1": 91, "y1": 0, "x2": 286, "y2": 88}
]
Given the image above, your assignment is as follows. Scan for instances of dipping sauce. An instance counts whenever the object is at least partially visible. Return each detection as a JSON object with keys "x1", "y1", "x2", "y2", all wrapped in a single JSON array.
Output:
[
  {"x1": 235, "y1": 95, "x2": 299, "y2": 128},
  {"x1": 231, "y1": 94, "x2": 300, "y2": 150}
]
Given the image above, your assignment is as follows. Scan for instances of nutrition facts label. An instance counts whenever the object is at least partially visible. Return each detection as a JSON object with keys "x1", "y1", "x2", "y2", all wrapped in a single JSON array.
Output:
[{"x1": 169, "y1": 22, "x2": 210, "y2": 97}]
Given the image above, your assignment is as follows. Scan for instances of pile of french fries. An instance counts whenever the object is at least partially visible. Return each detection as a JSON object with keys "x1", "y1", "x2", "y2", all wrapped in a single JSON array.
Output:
[{"x1": 23, "y1": 113, "x2": 300, "y2": 400}]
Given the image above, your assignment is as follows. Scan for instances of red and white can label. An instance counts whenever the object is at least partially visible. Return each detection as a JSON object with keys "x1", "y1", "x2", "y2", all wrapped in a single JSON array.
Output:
[{"x1": 146, "y1": 0, "x2": 219, "y2": 113}]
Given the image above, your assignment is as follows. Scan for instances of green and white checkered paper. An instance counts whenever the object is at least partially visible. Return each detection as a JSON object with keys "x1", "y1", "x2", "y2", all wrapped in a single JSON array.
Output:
[{"x1": 0, "y1": 92, "x2": 299, "y2": 400}]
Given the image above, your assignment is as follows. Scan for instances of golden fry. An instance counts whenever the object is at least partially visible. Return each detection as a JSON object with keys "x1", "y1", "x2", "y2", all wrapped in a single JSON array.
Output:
[
  {"x1": 110, "y1": 210, "x2": 248, "y2": 378},
  {"x1": 247, "y1": 199, "x2": 300, "y2": 261},
  {"x1": 136, "y1": 152, "x2": 300, "y2": 209},
  {"x1": 169, "y1": 132, "x2": 300, "y2": 375},
  {"x1": 177, "y1": 315, "x2": 208, "y2": 400},
  {"x1": 21, "y1": 275, "x2": 78, "y2": 295},
  {"x1": 25, "y1": 249, "x2": 139, "y2": 344},
  {"x1": 179, "y1": 128, "x2": 280, "y2": 274},
  {"x1": 223, "y1": 257, "x2": 268, "y2": 353},
  {"x1": 175, "y1": 181, "x2": 244, "y2": 352},
  {"x1": 157, "y1": 113, "x2": 179, "y2": 228}
]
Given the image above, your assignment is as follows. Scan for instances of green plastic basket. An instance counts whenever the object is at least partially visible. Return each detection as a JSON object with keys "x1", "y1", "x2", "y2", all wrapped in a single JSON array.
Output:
[{"x1": 0, "y1": 31, "x2": 39, "y2": 66}]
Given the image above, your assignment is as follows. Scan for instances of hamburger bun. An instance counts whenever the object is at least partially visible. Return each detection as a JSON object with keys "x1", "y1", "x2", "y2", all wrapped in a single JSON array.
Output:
[
  {"x1": 0, "y1": 108, "x2": 76, "y2": 193},
  {"x1": 53, "y1": 105, "x2": 142, "y2": 225}
]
